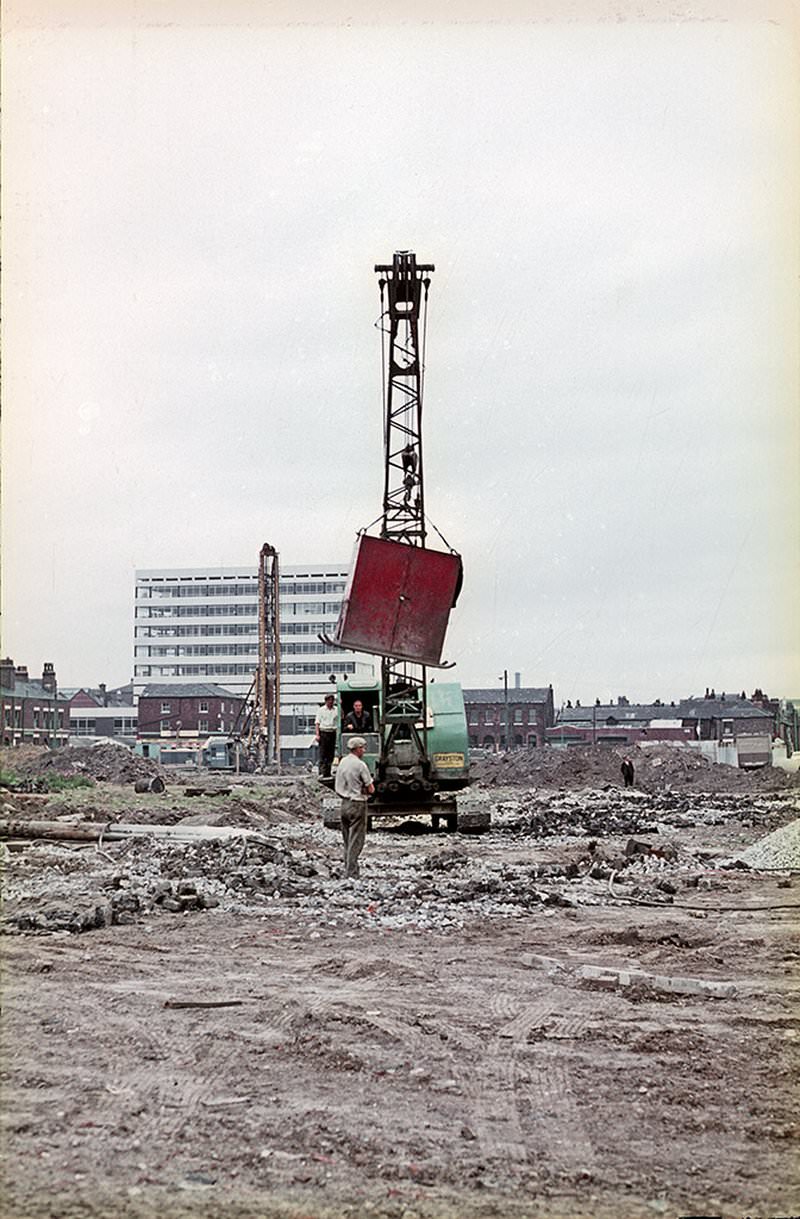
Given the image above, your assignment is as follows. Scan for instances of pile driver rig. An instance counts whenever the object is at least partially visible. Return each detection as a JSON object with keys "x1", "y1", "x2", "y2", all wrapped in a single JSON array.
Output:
[
  {"x1": 374, "y1": 253, "x2": 442, "y2": 792},
  {"x1": 232, "y1": 542, "x2": 281, "y2": 770},
  {"x1": 324, "y1": 251, "x2": 488, "y2": 830}
]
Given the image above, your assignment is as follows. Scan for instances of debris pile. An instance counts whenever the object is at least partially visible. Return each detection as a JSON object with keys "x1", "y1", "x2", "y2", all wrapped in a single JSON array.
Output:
[
  {"x1": 7, "y1": 742, "x2": 164, "y2": 786},
  {"x1": 471, "y1": 743, "x2": 798, "y2": 791},
  {"x1": 2, "y1": 775, "x2": 797, "y2": 937},
  {"x1": 735, "y1": 818, "x2": 800, "y2": 871},
  {"x1": 491, "y1": 788, "x2": 792, "y2": 838}
]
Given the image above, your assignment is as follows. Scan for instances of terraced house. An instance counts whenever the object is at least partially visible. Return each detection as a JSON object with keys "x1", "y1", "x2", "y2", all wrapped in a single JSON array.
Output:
[{"x1": 0, "y1": 659, "x2": 69, "y2": 749}]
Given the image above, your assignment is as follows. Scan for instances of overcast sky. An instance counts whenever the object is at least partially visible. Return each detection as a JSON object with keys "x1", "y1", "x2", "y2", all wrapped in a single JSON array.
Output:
[{"x1": 3, "y1": 0, "x2": 798, "y2": 704}]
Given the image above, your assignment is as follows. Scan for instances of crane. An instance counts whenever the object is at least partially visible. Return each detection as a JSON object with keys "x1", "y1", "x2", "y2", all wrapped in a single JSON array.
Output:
[
  {"x1": 323, "y1": 251, "x2": 488, "y2": 831},
  {"x1": 374, "y1": 252, "x2": 438, "y2": 793},
  {"x1": 231, "y1": 542, "x2": 281, "y2": 771}
]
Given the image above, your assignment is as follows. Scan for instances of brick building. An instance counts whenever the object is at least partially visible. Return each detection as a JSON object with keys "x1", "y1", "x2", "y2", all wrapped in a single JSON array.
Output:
[
  {"x1": 555, "y1": 697, "x2": 693, "y2": 746},
  {"x1": 136, "y1": 683, "x2": 246, "y2": 740},
  {"x1": 0, "y1": 658, "x2": 69, "y2": 749},
  {"x1": 676, "y1": 694, "x2": 773, "y2": 742},
  {"x1": 463, "y1": 685, "x2": 555, "y2": 749},
  {"x1": 554, "y1": 692, "x2": 774, "y2": 746},
  {"x1": 63, "y1": 685, "x2": 137, "y2": 742}
]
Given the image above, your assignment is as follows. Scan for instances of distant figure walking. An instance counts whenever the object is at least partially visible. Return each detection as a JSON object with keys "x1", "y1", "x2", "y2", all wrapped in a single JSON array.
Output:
[
  {"x1": 334, "y1": 737, "x2": 375, "y2": 879},
  {"x1": 620, "y1": 758, "x2": 635, "y2": 788}
]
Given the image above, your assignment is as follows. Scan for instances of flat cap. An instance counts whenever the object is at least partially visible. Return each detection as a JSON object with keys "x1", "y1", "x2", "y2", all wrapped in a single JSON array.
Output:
[{"x1": 347, "y1": 736, "x2": 366, "y2": 750}]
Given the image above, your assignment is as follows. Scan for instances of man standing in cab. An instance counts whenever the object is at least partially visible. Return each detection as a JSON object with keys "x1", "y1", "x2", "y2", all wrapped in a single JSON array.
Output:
[{"x1": 315, "y1": 692, "x2": 338, "y2": 778}]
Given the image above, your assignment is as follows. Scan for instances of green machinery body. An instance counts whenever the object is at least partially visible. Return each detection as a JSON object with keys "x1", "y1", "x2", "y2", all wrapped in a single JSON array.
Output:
[{"x1": 322, "y1": 676, "x2": 488, "y2": 831}]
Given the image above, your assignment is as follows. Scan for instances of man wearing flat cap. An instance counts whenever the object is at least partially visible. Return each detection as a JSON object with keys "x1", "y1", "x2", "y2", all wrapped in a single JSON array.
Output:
[{"x1": 334, "y1": 736, "x2": 374, "y2": 879}]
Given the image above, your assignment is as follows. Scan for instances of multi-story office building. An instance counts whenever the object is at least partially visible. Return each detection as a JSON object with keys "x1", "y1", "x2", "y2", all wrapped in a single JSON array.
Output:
[{"x1": 132, "y1": 564, "x2": 374, "y2": 760}]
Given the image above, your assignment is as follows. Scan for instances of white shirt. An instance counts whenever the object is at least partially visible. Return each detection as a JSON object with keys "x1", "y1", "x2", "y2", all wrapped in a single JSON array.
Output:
[
  {"x1": 334, "y1": 752, "x2": 373, "y2": 800},
  {"x1": 315, "y1": 704, "x2": 338, "y2": 731}
]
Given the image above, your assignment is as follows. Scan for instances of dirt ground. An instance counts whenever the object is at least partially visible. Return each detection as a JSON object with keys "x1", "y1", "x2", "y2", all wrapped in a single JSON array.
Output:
[{"x1": 1, "y1": 757, "x2": 799, "y2": 1219}]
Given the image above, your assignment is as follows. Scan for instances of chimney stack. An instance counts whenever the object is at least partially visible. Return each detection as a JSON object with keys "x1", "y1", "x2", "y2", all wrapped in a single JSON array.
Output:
[
  {"x1": 41, "y1": 663, "x2": 57, "y2": 694},
  {"x1": 514, "y1": 672, "x2": 521, "y2": 689},
  {"x1": 14, "y1": 664, "x2": 28, "y2": 682},
  {"x1": 0, "y1": 658, "x2": 15, "y2": 691},
  {"x1": 99, "y1": 682, "x2": 108, "y2": 707}
]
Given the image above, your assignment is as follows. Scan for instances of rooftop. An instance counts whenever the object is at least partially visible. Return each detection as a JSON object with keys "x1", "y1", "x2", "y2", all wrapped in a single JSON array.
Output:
[
  {"x1": 139, "y1": 683, "x2": 246, "y2": 700},
  {"x1": 463, "y1": 687, "x2": 552, "y2": 705},
  {"x1": 557, "y1": 698, "x2": 772, "y2": 724},
  {"x1": 2, "y1": 678, "x2": 69, "y2": 703}
]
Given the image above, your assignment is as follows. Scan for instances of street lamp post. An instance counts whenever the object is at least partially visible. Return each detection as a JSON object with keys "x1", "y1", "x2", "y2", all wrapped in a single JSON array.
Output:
[{"x1": 498, "y1": 670, "x2": 510, "y2": 751}]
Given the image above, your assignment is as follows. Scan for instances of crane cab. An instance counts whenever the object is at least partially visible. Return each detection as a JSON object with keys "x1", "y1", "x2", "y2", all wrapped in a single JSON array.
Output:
[{"x1": 322, "y1": 676, "x2": 476, "y2": 829}]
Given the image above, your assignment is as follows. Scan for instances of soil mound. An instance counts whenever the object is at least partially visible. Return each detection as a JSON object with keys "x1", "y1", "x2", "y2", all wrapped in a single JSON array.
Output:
[
  {"x1": 10, "y1": 742, "x2": 164, "y2": 785},
  {"x1": 470, "y1": 743, "x2": 798, "y2": 791}
]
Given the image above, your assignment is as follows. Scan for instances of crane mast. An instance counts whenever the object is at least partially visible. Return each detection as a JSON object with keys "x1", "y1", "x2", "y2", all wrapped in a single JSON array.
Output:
[
  {"x1": 235, "y1": 542, "x2": 281, "y2": 770},
  {"x1": 376, "y1": 252, "x2": 434, "y2": 546},
  {"x1": 375, "y1": 253, "x2": 435, "y2": 768},
  {"x1": 323, "y1": 250, "x2": 486, "y2": 830}
]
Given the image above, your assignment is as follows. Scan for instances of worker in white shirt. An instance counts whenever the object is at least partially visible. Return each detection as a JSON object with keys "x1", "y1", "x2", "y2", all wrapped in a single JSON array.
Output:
[
  {"x1": 333, "y1": 736, "x2": 375, "y2": 879},
  {"x1": 315, "y1": 692, "x2": 338, "y2": 778}
]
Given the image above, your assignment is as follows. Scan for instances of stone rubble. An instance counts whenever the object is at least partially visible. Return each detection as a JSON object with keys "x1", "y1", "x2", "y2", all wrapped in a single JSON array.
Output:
[
  {"x1": 2, "y1": 772, "x2": 797, "y2": 937},
  {"x1": 734, "y1": 817, "x2": 800, "y2": 871}
]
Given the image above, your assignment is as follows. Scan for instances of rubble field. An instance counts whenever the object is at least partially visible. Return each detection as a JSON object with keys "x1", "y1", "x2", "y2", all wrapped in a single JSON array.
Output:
[{"x1": 1, "y1": 749, "x2": 799, "y2": 1219}]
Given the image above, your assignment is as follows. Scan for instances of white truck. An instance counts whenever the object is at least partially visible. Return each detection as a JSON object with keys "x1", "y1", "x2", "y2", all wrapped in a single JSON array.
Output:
[{"x1": 736, "y1": 733, "x2": 772, "y2": 769}]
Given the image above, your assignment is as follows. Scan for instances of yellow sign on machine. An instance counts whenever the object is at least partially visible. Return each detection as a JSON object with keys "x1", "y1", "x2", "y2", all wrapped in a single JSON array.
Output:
[{"x1": 432, "y1": 752, "x2": 465, "y2": 769}]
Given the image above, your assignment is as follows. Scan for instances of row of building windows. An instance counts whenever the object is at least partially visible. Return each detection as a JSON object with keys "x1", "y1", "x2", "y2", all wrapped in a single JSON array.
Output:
[
  {"x1": 72, "y1": 717, "x2": 137, "y2": 733},
  {"x1": 136, "y1": 625, "x2": 256, "y2": 638},
  {"x1": 280, "y1": 642, "x2": 344, "y2": 655},
  {"x1": 137, "y1": 604, "x2": 258, "y2": 619},
  {"x1": 137, "y1": 581, "x2": 346, "y2": 599},
  {"x1": 136, "y1": 640, "x2": 344, "y2": 658},
  {"x1": 3, "y1": 708, "x2": 65, "y2": 729},
  {"x1": 134, "y1": 662, "x2": 356, "y2": 678},
  {"x1": 138, "y1": 644, "x2": 257, "y2": 658},
  {"x1": 156, "y1": 719, "x2": 225, "y2": 734},
  {"x1": 135, "y1": 621, "x2": 335, "y2": 638},
  {"x1": 467, "y1": 707, "x2": 534, "y2": 724},
  {"x1": 469, "y1": 734, "x2": 538, "y2": 748},
  {"x1": 139, "y1": 583, "x2": 257, "y2": 599},
  {"x1": 282, "y1": 662, "x2": 356, "y2": 675},
  {"x1": 281, "y1": 582, "x2": 346, "y2": 596},
  {"x1": 136, "y1": 602, "x2": 341, "y2": 620},
  {"x1": 282, "y1": 714, "x2": 317, "y2": 733}
]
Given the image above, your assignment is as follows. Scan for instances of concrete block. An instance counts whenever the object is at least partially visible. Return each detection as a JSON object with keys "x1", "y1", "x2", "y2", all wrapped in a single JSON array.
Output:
[{"x1": 578, "y1": 963, "x2": 738, "y2": 998}]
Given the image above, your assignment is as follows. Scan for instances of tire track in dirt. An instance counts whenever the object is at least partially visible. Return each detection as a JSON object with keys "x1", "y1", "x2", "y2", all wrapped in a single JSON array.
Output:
[
  {"x1": 72, "y1": 978, "x2": 287, "y2": 1154},
  {"x1": 447, "y1": 988, "x2": 598, "y2": 1176},
  {"x1": 458, "y1": 994, "x2": 555, "y2": 1164},
  {"x1": 516, "y1": 994, "x2": 598, "y2": 1177},
  {"x1": 524, "y1": 1051, "x2": 596, "y2": 1174}
]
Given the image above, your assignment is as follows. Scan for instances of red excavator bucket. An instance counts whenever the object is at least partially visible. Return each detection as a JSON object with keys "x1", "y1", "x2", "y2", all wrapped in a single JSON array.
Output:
[{"x1": 334, "y1": 535, "x2": 463, "y2": 665}]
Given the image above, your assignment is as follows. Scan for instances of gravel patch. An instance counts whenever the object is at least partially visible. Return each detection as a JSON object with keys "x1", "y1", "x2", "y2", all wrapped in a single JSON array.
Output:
[{"x1": 736, "y1": 818, "x2": 800, "y2": 871}]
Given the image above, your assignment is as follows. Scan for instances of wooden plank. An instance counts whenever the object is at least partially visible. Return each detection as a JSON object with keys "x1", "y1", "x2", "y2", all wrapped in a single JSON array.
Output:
[
  {"x1": 164, "y1": 999, "x2": 244, "y2": 1010},
  {"x1": 0, "y1": 820, "x2": 272, "y2": 845}
]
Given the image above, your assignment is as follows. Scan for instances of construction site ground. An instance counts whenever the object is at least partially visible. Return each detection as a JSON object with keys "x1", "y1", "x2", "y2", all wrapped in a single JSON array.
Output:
[{"x1": 2, "y1": 744, "x2": 799, "y2": 1219}]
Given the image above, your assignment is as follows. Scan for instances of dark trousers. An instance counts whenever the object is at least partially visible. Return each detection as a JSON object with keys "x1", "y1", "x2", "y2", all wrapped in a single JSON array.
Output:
[
  {"x1": 318, "y1": 731, "x2": 336, "y2": 778},
  {"x1": 340, "y1": 797, "x2": 368, "y2": 878}
]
